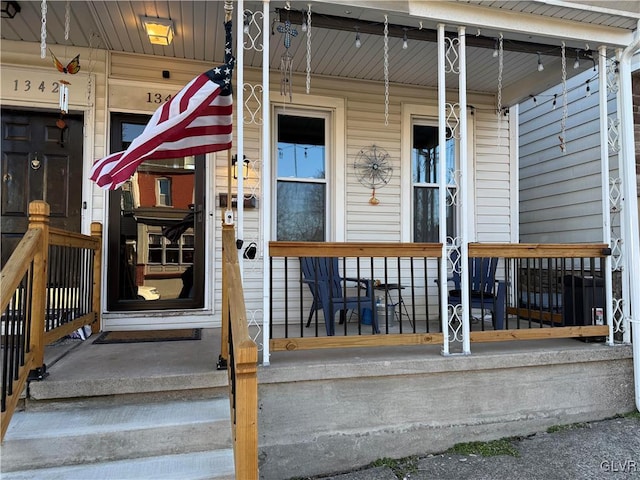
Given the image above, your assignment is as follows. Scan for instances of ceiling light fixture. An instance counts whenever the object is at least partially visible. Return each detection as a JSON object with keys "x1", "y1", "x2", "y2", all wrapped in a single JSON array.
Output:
[
  {"x1": 1, "y1": 1, "x2": 21, "y2": 19},
  {"x1": 141, "y1": 16, "x2": 175, "y2": 46}
]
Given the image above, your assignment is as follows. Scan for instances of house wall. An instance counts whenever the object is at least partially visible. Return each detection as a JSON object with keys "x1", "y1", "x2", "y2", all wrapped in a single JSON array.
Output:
[
  {"x1": 1, "y1": 41, "x2": 513, "y2": 328},
  {"x1": 519, "y1": 67, "x2": 619, "y2": 244}
]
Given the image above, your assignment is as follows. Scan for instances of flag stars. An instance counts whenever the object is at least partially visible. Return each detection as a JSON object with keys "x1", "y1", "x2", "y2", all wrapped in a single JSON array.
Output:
[
  {"x1": 224, "y1": 68, "x2": 231, "y2": 75},
  {"x1": 214, "y1": 67, "x2": 221, "y2": 74}
]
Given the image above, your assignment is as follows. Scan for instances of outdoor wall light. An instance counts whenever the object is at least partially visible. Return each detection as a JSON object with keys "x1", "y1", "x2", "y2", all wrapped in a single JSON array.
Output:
[
  {"x1": 141, "y1": 16, "x2": 175, "y2": 46},
  {"x1": 232, "y1": 154, "x2": 250, "y2": 180},
  {"x1": 1, "y1": 1, "x2": 21, "y2": 19}
]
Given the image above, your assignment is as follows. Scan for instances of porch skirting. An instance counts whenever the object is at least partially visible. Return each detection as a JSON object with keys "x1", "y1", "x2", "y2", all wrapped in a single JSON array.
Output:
[{"x1": 257, "y1": 341, "x2": 634, "y2": 479}]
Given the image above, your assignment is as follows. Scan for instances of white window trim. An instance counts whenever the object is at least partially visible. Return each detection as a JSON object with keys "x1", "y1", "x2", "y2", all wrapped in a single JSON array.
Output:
[
  {"x1": 155, "y1": 177, "x2": 172, "y2": 207},
  {"x1": 401, "y1": 103, "x2": 475, "y2": 242},
  {"x1": 270, "y1": 94, "x2": 346, "y2": 241}
]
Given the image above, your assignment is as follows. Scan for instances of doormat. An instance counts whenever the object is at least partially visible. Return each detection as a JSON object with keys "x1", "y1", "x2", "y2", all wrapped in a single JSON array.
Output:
[{"x1": 92, "y1": 328, "x2": 202, "y2": 344}]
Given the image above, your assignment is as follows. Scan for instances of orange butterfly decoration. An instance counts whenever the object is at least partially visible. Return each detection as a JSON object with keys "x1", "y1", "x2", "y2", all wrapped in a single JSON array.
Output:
[{"x1": 50, "y1": 49, "x2": 81, "y2": 74}]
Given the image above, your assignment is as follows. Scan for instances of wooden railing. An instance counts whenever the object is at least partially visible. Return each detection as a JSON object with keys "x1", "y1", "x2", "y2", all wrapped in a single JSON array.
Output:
[
  {"x1": 268, "y1": 241, "x2": 611, "y2": 351},
  {"x1": 1, "y1": 201, "x2": 102, "y2": 441},
  {"x1": 220, "y1": 223, "x2": 258, "y2": 479}
]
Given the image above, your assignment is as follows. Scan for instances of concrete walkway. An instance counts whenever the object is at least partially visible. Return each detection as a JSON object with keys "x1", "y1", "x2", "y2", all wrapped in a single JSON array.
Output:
[{"x1": 310, "y1": 415, "x2": 640, "y2": 480}]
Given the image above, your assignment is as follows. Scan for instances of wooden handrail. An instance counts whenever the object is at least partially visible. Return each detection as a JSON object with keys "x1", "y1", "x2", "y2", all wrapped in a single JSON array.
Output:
[
  {"x1": 0, "y1": 230, "x2": 42, "y2": 313},
  {"x1": 1, "y1": 201, "x2": 102, "y2": 442},
  {"x1": 468, "y1": 242, "x2": 610, "y2": 258},
  {"x1": 270, "y1": 241, "x2": 443, "y2": 258},
  {"x1": 221, "y1": 223, "x2": 258, "y2": 479}
]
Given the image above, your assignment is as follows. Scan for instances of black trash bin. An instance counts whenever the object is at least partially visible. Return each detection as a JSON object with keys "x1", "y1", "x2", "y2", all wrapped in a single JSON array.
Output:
[{"x1": 562, "y1": 275, "x2": 605, "y2": 326}]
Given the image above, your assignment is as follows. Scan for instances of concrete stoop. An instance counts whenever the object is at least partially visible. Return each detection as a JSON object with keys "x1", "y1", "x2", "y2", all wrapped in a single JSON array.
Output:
[{"x1": 1, "y1": 397, "x2": 235, "y2": 480}]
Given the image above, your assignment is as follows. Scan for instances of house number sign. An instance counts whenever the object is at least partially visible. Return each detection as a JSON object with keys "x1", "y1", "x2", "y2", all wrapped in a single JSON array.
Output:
[
  {"x1": 1, "y1": 66, "x2": 89, "y2": 106},
  {"x1": 109, "y1": 84, "x2": 176, "y2": 111}
]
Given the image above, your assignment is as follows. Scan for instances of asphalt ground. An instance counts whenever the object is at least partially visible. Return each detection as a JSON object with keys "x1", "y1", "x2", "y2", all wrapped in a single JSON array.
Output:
[{"x1": 300, "y1": 415, "x2": 640, "y2": 480}]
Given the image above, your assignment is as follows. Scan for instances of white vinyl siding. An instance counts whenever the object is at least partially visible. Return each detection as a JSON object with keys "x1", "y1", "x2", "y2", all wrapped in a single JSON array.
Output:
[{"x1": 519, "y1": 68, "x2": 617, "y2": 243}]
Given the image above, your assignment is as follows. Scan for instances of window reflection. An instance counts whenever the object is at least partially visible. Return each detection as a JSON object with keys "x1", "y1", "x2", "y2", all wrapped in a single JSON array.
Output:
[{"x1": 117, "y1": 123, "x2": 197, "y2": 302}]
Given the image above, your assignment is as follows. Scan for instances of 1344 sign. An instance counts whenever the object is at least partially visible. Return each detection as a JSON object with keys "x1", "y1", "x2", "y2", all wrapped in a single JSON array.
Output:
[{"x1": 146, "y1": 92, "x2": 173, "y2": 103}]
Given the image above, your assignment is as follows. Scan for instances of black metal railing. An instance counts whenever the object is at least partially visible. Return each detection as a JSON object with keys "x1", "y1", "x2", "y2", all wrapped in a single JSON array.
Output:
[{"x1": 268, "y1": 242, "x2": 611, "y2": 351}]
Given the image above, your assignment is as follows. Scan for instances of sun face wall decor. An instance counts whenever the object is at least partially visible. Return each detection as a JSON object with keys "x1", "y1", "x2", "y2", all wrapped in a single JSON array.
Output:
[{"x1": 354, "y1": 145, "x2": 393, "y2": 205}]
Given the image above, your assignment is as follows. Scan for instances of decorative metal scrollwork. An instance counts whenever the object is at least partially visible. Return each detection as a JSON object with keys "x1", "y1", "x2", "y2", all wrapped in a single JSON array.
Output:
[
  {"x1": 444, "y1": 36, "x2": 460, "y2": 74},
  {"x1": 607, "y1": 117, "x2": 620, "y2": 153},
  {"x1": 243, "y1": 10, "x2": 264, "y2": 52},
  {"x1": 445, "y1": 103, "x2": 460, "y2": 139},
  {"x1": 243, "y1": 82, "x2": 263, "y2": 125},
  {"x1": 606, "y1": 58, "x2": 619, "y2": 95}
]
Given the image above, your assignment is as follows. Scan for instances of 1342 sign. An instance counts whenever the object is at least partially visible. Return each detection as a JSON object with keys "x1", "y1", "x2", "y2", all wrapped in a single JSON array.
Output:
[{"x1": 13, "y1": 79, "x2": 62, "y2": 93}]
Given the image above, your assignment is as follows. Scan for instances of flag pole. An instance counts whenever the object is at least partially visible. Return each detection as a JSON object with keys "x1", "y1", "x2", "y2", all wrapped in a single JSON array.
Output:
[{"x1": 224, "y1": 0, "x2": 234, "y2": 225}]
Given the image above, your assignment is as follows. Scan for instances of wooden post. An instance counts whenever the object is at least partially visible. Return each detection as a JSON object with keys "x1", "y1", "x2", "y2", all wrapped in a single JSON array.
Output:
[
  {"x1": 233, "y1": 341, "x2": 259, "y2": 480},
  {"x1": 219, "y1": 223, "x2": 233, "y2": 367},
  {"x1": 90, "y1": 222, "x2": 102, "y2": 334},
  {"x1": 27, "y1": 200, "x2": 50, "y2": 378}
]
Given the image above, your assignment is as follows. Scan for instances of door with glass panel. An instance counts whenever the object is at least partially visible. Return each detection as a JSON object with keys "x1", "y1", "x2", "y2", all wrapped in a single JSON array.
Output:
[
  {"x1": 106, "y1": 113, "x2": 205, "y2": 311},
  {"x1": 275, "y1": 110, "x2": 329, "y2": 241}
]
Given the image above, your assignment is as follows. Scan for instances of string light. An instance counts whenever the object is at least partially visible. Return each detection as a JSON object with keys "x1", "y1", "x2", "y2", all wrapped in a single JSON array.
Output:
[
  {"x1": 492, "y1": 38, "x2": 499, "y2": 58},
  {"x1": 585, "y1": 79, "x2": 591, "y2": 96},
  {"x1": 402, "y1": 28, "x2": 408, "y2": 49},
  {"x1": 355, "y1": 27, "x2": 361, "y2": 48},
  {"x1": 552, "y1": 94, "x2": 557, "y2": 109},
  {"x1": 573, "y1": 50, "x2": 580, "y2": 69},
  {"x1": 537, "y1": 52, "x2": 544, "y2": 72}
]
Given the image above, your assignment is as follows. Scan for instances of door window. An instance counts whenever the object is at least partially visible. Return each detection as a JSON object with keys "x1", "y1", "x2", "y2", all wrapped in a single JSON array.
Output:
[{"x1": 106, "y1": 113, "x2": 205, "y2": 310}]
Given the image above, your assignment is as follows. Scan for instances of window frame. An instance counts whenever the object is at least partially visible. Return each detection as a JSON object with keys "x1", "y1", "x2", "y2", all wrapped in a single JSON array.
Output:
[
  {"x1": 411, "y1": 118, "x2": 459, "y2": 243},
  {"x1": 273, "y1": 107, "x2": 332, "y2": 242}
]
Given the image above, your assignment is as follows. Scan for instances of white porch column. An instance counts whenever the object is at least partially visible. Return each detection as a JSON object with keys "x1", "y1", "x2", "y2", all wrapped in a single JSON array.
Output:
[
  {"x1": 458, "y1": 26, "x2": 470, "y2": 355},
  {"x1": 261, "y1": 0, "x2": 271, "y2": 366},
  {"x1": 598, "y1": 45, "x2": 614, "y2": 346},
  {"x1": 437, "y1": 24, "x2": 449, "y2": 355},
  {"x1": 236, "y1": 0, "x2": 245, "y2": 274},
  {"x1": 618, "y1": 23, "x2": 640, "y2": 410}
]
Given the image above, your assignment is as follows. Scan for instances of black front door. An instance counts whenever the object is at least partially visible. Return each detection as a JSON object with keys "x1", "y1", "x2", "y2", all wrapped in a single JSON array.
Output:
[
  {"x1": 106, "y1": 113, "x2": 206, "y2": 312},
  {"x1": 1, "y1": 109, "x2": 83, "y2": 266}
]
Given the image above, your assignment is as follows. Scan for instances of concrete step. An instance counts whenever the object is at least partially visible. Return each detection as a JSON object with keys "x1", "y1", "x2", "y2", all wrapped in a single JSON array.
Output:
[
  {"x1": 1, "y1": 397, "x2": 233, "y2": 477},
  {"x1": 0, "y1": 450, "x2": 235, "y2": 480}
]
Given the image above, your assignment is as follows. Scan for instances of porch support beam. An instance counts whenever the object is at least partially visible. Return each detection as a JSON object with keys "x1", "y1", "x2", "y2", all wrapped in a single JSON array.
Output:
[
  {"x1": 237, "y1": 0, "x2": 245, "y2": 273},
  {"x1": 281, "y1": 7, "x2": 633, "y2": 53},
  {"x1": 262, "y1": 0, "x2": 272, "y2": 366},
  {"x1": 598, "y1": 45, "x2": 614, "y2": 346},
  {"x1": 458, "y1": 26, "x2": 470, "y2": 355},
  {"x1": 407, "y1": 1, "x2": 634, "y2": 48},
  {"x1": 617, "y1": 22, "x2": 640, "y2": 411}
]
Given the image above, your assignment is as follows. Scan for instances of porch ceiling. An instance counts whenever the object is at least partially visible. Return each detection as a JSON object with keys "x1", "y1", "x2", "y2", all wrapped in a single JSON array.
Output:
[{"x1": 1, "y1": 1, "x2": 638, "y2": 106}]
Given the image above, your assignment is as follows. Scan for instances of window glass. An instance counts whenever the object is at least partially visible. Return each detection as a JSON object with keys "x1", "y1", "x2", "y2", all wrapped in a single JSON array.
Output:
[
  {"x1": 276, "y1": 113, "x2": 327, "y2": 241},
  {"x1": 412, "y1": 123, "x2": 457, "y2": 242}
]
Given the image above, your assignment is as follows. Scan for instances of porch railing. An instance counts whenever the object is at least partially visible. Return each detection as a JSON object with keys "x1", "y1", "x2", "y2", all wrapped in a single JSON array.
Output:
[
  {"x1": 1, "y1": 201, "x2": 102, "y2": 441},
  {"x1": 268, "y1": 242, "x2": 610, "y2": 351},
  {"x1": 220, "y1": 223, "x2": 258, "y2": 479}
]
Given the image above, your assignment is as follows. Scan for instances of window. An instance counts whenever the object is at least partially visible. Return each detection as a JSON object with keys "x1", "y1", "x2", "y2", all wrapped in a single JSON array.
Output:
[
  {"x1": 275, "y1": 111, "x2": 328, "y2": 241},
  {"x1": 156, "y1": 177, "x2": 172, "y2": 206},
  {"x1": 148, "y1": 233, "x2": 194, "y2": 265},
  {"x1": 412, "y1": 123, "x2": 457, "y2": 242}
]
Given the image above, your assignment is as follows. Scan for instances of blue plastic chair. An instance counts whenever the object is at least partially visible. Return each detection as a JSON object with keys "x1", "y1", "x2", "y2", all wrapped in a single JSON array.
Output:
[
  {"x1": 444, "y1": 252, "x2": 506, "y2": 330},
  {"x1": 301, "y1": 257, "x2": 379, "y2": 335}
]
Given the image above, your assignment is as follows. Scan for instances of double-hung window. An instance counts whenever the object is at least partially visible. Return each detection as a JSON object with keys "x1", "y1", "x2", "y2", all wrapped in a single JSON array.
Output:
[
  {"x1": 275, "y1": 110, "x2": 329, "y2": 241},
  {"x1": 412, "y1": 122, "x2": 457, "y2": 242}
]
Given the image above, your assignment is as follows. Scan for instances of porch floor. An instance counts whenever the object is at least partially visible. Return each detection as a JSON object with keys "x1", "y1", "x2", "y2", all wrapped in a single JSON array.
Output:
[{"x1": 34, "y1": 327, "x2": 628, "y2": 401}]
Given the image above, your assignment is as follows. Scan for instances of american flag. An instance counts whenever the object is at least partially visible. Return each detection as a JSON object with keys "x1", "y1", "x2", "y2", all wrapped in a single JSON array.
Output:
[{"x1": 90, "y1": 21, "x2": 234, "y2": 190}]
